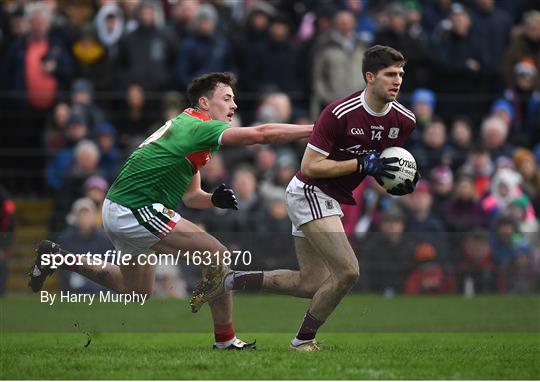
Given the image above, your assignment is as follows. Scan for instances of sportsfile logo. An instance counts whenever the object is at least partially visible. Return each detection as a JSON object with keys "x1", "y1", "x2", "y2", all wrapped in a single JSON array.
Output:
[{"x1": 40, "y1": 249, "x2": 252, "y2": 269}]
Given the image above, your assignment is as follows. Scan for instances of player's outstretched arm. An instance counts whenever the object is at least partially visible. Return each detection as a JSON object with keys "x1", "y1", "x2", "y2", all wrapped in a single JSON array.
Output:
[{"x1": 220, "y1": 124, "x2": 313, "y2": 146}]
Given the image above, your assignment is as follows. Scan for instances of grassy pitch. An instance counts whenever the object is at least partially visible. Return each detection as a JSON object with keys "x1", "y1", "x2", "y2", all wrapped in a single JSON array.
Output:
[{"x1": 1, "y1": 294, "x2": 539, "y2": 379}]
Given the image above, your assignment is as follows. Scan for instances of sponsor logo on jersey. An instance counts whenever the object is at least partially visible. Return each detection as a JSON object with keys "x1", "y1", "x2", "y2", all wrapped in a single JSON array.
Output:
[
  {"x1": 370, "y1": 125, "x2": 385, "y2": 130},
  {"x1": 388, "y1": 127, "x2": 399, "y2": 139},
  {"x1": 339, "y1": 145, "x2": 377, "y2": 156},
  {"x1": 350, "y1": 128, "x2": 364, "y2": 135}
]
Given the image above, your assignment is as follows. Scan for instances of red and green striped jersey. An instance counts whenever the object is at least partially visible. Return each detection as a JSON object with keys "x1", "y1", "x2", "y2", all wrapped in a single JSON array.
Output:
[{"x1": 106, "y1": 108, "x2": 229, "y2": 209}]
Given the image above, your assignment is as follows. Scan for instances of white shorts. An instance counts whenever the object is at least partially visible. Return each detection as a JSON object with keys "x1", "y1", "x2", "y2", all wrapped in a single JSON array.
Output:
[
  {"x1": 102, "y1": 199, "x2": 181, "y2": 256},
  {"x1": 285, "y1": 176, "x2": 344, "y2": 238}
]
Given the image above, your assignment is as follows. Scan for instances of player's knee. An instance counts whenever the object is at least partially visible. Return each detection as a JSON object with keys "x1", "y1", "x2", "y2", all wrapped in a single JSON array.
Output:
[{"x1": 336, "y1": 269, "x2": 359, "y2": 291}]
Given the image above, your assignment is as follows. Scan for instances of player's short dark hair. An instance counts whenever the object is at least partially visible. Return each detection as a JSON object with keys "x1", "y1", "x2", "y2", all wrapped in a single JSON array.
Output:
[
  {"x1": 362, "y1": 45, "x2": 406, "y2": 81},
  {"x1": 187, "y1": 72, "x2": 237, "y2": 107}
]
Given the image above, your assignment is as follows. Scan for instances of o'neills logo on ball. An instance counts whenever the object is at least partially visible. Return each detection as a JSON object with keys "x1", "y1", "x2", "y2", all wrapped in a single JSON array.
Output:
[{"x1": 399, "y1": 158, "x2": 417, "y2": 170}]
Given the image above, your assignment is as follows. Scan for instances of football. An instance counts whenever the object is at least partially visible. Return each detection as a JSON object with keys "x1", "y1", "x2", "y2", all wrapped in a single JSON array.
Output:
[{"x1": 379, "y1": 146, "x2": 417, "y2": 190}]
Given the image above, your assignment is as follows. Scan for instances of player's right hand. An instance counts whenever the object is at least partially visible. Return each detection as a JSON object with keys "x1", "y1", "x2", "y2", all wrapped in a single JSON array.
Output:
[
  {"x1": 211, "y1": 184, "x2": 239, "y2": 210},
  {"x1": 358, "y1": 152, "x2": 400, "y2": 186}
]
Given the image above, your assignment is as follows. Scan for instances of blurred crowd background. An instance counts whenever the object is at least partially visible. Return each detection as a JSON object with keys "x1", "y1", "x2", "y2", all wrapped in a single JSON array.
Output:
[{"x1": 0, "y1": 0, "x2": 539, "y2": 297}]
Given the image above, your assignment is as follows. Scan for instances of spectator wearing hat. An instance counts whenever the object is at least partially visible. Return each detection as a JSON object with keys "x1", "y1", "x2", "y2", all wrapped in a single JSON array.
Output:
[
  {"x1": 70, "y1": 78, "x2": 106, "y2": 131},
  {"x1": 95, "y1": 2, "x2": 124, "y2": 57},
  {"x1": 503, "y1": 11, "x2": 540, "y2": 89},
  {"x1": 233, "y1": 1, "x2": 275, "y2": 93},
  {"x1": 362, "y1": 207, "x2": 416, "y2": 294},
  {"x1": 176, "y1": 3, "x2": 235, "y2": 88},
  {"x1": 57, "y1": 197, "x2": 112, "y2": 293},
  {"x1": 481, "y1": 168, "x2": 536, "y2": 223},
  {"x1": 93, "y1": 3, "x2": 125, "y2": 90},
  {"x1": 404, "y1": 242, "x2": 456, "y2": 294},
  {"x1": 45, "y1": 111, "x2": 89, "y2": 190},
  {"x1": 256, "y1": 15, "x2": 301, "y2": 94},
  {"x1": 491, "y1": 98, "x2": 513, "y2": 128},
  {"x1": 503, "y1": 58, "x2": 540, "y2": 147},
  {"x1": 117, "y1": 0, "x2": 176, "y2": 91},
  {"x1": 94, "y1": 122, "x2": 121, "y2": 181},
  {"x1": 406, "y1": 88, "x2": 436, "y2": 149}
]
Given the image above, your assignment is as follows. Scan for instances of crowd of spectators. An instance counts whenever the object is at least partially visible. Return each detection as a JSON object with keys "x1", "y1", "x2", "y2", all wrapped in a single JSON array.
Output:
[{"x1": 0, "y1": 0, "x2": 539, "y2": 295}]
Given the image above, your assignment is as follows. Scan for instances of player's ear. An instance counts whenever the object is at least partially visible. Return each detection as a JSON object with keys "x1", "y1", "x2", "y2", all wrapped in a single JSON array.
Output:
[
  {"x1": 198, "y1": 96, "x2": 210, "y2": 111},
  {"x1": 365, "y1": 71, "x2": 376, "y2": 83}
]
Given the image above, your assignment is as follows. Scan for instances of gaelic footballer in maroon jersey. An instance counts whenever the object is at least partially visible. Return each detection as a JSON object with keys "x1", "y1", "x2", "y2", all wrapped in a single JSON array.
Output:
[
  {"x1": 221, "y1": 45, "x2": 421, "y2": 351},
  {"x1": 296, "y1": 89, "x2": 416, "y2": 205}
]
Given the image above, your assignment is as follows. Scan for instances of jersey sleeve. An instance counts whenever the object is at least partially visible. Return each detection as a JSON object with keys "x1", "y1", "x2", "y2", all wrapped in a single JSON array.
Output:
[
  {"x1": 307, "y1": 106, "x2": 339, "y2": 157},
  {"x1": 189, "y1": 120, "x2": 230, "y2": 152}
]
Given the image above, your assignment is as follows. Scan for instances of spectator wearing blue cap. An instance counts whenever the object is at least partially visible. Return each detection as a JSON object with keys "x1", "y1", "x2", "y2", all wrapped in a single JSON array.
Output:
[
  {"x1": 406, "y1": 88, "x2": 436, "y2": 149},
  {"x1": 94, "y1": 122, "x2": 121, "y2": 182}
]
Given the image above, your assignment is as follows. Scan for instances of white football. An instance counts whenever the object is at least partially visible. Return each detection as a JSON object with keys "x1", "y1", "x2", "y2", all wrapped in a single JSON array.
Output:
[{"x1": 378, "y1": 147, "x2": 417, "y2": 191}]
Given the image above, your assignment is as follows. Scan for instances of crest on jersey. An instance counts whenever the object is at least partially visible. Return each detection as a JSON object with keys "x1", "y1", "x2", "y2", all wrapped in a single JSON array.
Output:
[
  {"x1": 388, "y1": 127, "x2": 399, "y2": 139},
  {"x1": 325, "y1": 200, "x2": 334, "y2": 210}
]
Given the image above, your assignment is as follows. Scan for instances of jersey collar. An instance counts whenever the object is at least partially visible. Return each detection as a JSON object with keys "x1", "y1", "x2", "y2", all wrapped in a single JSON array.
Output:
[
  {"x1": 184, "y1": 107, "x2": 212, "y2": 121},
  {"x1": 360, "y1": 91, "x2": 392, "y2": 117}
]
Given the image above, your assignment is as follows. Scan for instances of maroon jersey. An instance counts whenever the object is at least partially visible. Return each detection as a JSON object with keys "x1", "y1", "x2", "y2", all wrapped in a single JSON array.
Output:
[{"x1": 297, "y1": 90, "x2": 416, "y2": 205}]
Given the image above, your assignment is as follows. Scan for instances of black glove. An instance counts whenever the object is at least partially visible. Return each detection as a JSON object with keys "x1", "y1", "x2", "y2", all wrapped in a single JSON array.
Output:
[
  {"x1": 357, "y1": 152, "x2": 400, "y2": 186},
  {"x1": 387, "y1": 170, "x2": 421, "y2": 196},
  {"x1": 211, "y1": 184, "x2": 238, "y2": 210}
]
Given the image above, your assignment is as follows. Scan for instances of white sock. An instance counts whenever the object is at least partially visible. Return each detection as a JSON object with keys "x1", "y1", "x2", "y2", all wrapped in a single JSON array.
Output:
[
  {"x1": 215, "y1": 336, "x2": 237, "y2": 349},
  {"x1": 291, "y1": 337, "x2": 314, "y2": 347}
]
